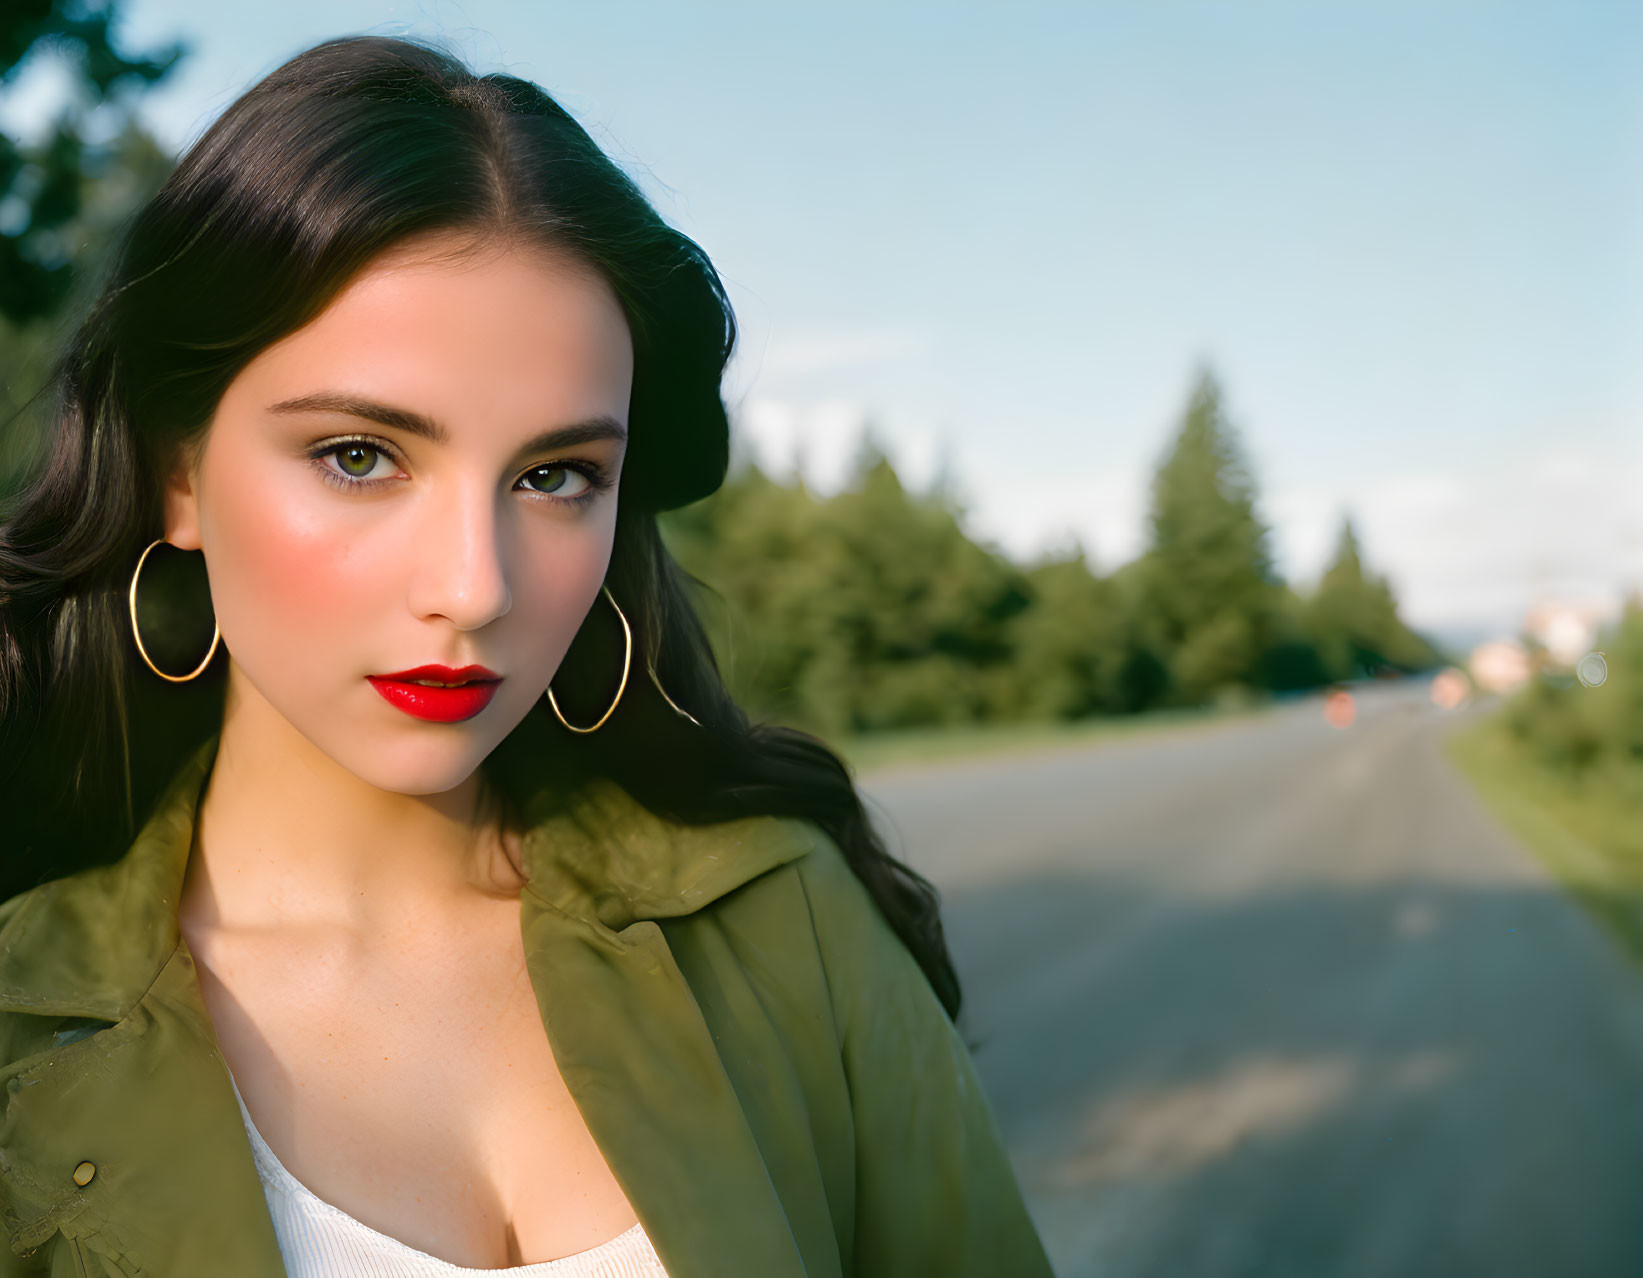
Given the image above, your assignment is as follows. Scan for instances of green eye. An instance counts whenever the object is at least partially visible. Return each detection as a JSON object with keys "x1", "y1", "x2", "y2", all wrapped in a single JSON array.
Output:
[
  {"x1": 309, "y1": 439, "x2": 395, "y2": 487},
  {"x1": 522, "y1": 466, "x2": 590, "y2": 498},
  {"x1": 335, "y1": 444, "x2": 381, "y2": 478},
  {"x1": 308, "y1": 438, "x2": 611, "y2": 508}
]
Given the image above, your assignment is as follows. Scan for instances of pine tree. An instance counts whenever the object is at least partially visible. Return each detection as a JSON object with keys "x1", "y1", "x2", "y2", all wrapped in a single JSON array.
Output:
[
  {"x1": 1, "y1": 2, "x2": 184, "y2": 501},
  {"x1": 0, "y1": 0, "x2": 186, "y2": 324},
  {"x1": 1136, "y1": 362, "x2": 1281, "y2": 703},
  {"x1": 1308, "y1": 513, "x2": 1439, "y2": 679},
  {"x1": 1310, "y1": 515, "x2": 1378, "y2": 678}
]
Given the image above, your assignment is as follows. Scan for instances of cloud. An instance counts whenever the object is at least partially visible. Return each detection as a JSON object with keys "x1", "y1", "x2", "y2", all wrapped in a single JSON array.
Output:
[
  {"x1": 729, "y1": 411, "x2": 1629, "y2": 642},
  {"x1": 735, "y1": 396, "x2": 869, "y2": 495},
  {"x1": 1279, "y1": 448, "x2": 1643, "y2": 636},
  {"x1": 740, "y1": 326, "x2": 934, "y2": 381},
  {"x1": 733, "y1": 397, "x2": 961, "y2": 502},
  {"x1": 951, "y1": 462, "x2": 1151, "y2": 570}
]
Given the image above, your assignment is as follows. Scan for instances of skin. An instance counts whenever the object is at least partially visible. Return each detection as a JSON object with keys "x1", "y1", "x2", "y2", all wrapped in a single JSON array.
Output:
[{"x1": 168, "y1": 230, "x2": 645, "y2": 1266}]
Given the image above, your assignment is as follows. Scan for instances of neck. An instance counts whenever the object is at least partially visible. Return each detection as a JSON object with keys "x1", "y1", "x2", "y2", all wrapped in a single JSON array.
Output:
[{"x1": 179, "y1": 670, "x2": 527, "y2": 945}]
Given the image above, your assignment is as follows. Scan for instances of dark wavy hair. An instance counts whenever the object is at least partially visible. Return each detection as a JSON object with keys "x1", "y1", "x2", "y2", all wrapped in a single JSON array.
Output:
[{"x1": 0, "y1": 35, "x2": 965, "y2": 1024}]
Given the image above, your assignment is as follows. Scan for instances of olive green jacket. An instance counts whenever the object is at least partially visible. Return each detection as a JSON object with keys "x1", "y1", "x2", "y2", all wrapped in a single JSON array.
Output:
[{"x1": 0, "y1": 734, "x2": 1055, "y2": 1277}]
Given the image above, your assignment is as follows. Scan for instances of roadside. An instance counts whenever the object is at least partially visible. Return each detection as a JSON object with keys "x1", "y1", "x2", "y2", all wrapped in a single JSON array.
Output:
[
  {"x1": 835, "y1": 697, "x2": 1281, "y2": 782},
  {"x1": 1445, "y1": 707, "x2": 1643, "y2": 970}
]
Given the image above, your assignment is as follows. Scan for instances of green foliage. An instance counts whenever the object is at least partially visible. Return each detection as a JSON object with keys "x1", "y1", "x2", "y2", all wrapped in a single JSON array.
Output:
[
  {"x1": 1252, "y1": 585, "x2": 1332, "y2": 692},
  {"x1": 0, "y1": 0, "x2": 185, "y2": 323},
  {"x1": 0, "y1": 12, "x2": 1439, "y2": 740},
  {"x1": 1003, "y1": 547, "x2": 1131, "y2": 720},
  {"x1": 1504, "y1": 672, "x2": 1602, "y2": 773},
  {"x1": 1459, "y1": 603, "x2": 1643, "y2": 971},
  {"x1": 1584, "y1": 597, "x2": 1643, "y2": 763},
  {"x1": 664, "y1": 364, "x2": 1435, "y2": 736},
  {"x1": 1132, "y1": 363, "x2": 1282, "y2": 703},
  {"x1": 1, "y1": 1, "x2": 181, "y2": 499},
  {"x1": 663, "y1": 449, "x2": 1035, "y2": 737},
  {"x1": 1305, "y1": 514, "x2": 1440, "y2": 679},
  {"x1": 1502, "y1": 596, "x2": 1643, "y2": 778}
]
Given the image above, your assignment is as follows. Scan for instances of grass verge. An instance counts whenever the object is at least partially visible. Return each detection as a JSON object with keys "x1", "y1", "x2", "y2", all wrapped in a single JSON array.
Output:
[
  {"x1": 833, "y1": 698, "x2": 1278, "y2": 780},
  {"x1": 1444, "y1": 708, "x2": 1643, "y2": 968}
]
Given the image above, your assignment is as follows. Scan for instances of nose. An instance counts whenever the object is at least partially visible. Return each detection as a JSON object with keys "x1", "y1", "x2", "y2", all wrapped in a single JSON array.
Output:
[{"x1": 406, "y1": 484, "x2": 513, "y2": 630}]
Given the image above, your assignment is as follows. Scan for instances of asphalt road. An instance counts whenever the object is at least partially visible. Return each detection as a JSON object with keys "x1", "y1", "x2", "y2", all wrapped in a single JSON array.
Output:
[{"x1": 856, "y1": 681, "x2": 1643, "y2": 1278}]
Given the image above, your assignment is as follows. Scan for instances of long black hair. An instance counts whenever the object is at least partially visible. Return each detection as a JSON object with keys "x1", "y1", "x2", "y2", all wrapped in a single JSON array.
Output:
[{"x1": 0, "y1": 34, "x2": 964, "y2": 1023}]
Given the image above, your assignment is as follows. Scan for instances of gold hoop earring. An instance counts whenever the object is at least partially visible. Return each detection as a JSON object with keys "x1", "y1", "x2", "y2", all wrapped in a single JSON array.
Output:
[
  {"x1": 548, "y1": 584, "x2": 703, "y2": 726},
  {"x1": 647, "y1": 657, "x2": 703, "y2": 728},
  {"x1": 129, "y1": 537, "x2": 221, "y2": 683},
  {"x1": 547, "y1": 585, "x2": 632, "y2": 733}
]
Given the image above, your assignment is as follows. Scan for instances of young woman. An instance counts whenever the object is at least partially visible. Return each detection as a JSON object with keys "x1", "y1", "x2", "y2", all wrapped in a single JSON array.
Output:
[{"x1": 0, "y1": 35, "x2": 1056, "y2": 1278}]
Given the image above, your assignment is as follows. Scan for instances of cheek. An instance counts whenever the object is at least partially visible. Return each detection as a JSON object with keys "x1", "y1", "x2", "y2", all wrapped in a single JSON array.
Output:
[
  {"x1": 199, "y1": 458, "x2": 387, "y2": 659},
  {"x1": 515, "y1": 512, "x2": 619, "y2": 668},
  {"x1": 198, "y1": 438, "x2": 620, "y2": 690}
]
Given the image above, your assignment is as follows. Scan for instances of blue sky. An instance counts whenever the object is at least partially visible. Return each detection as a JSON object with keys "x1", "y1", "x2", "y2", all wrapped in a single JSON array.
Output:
[{"x1": 4, "y1": 1, "x2": 1636, "y2": 645}]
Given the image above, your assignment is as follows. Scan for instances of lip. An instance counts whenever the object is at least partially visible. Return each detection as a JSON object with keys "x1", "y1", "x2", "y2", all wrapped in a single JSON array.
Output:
[
  {"x1": 376, "y1": 663, "x2": 501, "y2": 683},
  {"x1": 367, "y1": 664, "x2": 503, "y2": 724}
]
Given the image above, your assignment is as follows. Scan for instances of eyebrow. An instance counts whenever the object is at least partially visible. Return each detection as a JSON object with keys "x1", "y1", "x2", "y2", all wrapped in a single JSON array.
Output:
[{"x1": 266, "y1": 391, "x2": 628, "y2": 454}]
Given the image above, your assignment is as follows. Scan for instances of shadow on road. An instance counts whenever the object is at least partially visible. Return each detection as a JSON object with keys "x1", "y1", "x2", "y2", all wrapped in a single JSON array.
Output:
[{"x1": 869, "y1": 693, "x2": 1643, "y2": 1277}]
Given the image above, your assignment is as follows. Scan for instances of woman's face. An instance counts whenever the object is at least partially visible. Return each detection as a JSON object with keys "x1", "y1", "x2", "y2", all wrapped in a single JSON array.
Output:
[{"x1": 163, "y1": 232, "x2": 633, "y2": 795}]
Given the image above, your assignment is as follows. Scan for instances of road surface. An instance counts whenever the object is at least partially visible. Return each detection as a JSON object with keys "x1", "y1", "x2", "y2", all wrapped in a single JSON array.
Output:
[{"x1": 856, "y1": 681, "x2": 1643, "y2": 1278}]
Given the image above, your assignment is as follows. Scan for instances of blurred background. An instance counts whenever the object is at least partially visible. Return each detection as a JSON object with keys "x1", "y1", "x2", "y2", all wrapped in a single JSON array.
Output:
[{"x1": 2, "y1": 3, "x2": 1638, "y2": 1275}]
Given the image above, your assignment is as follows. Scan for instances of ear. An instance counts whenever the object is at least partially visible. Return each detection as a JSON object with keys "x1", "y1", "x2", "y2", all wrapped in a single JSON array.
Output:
[{"x1": 162, "y1": 442, "x2": 204, "y2": 552}]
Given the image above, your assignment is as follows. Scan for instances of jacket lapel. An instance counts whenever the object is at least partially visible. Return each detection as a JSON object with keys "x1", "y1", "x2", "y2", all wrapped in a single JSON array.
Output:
[
  {"x1": 0, "y1": 734, "x2": 821, "y2": 1278},
  {"x1": 516, "y1": 781, "x2": 820, "y2": 1278}
]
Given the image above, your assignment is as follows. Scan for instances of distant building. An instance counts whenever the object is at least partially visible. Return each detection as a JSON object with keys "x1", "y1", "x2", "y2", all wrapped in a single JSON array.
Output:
[
  {"x1": 1524, "y1": 598, "x2": 1609, "y2": 667},
  {"x1": 1468, "y1": 639, "x2": 1530, "y2": 694},
  {"x1": 1464, "y1": 597, "x2": 1612, "y2": 694}
]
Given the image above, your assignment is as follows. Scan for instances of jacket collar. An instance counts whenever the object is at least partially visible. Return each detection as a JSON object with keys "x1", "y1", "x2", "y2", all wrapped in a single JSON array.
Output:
[
  {"x1": 0, "y1": 731, "x2": 821, "y2": 1277},
  {"x1": 0, "y1": 730, "x2": 816, "y2": 1022}
]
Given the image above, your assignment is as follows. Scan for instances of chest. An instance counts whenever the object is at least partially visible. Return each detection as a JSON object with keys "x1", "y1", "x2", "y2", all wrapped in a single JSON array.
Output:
[{"x1": 183, "y1": 898, "x2": 641, "y2": 1269}]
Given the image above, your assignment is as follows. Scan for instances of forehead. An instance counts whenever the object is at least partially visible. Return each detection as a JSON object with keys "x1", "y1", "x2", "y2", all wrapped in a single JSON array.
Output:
[{"x1": 232, "y1": 232, "x2": 635, "y2": 421}]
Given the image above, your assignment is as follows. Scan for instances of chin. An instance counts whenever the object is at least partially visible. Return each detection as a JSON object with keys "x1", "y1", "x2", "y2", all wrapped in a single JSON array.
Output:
[{"x1": 294, "y1": 722, "x2": 494, "y2": 797}]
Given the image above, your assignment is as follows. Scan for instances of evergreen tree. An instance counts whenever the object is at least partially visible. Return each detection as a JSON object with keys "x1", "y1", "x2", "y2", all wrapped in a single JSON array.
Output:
[
  {"x1": 1307, "y1": 513, "x2": 1440, "y2": 679},
  {"x1": 1253, "y1": 583, "x2": 1333, "y2": 694},
  {"x1": 1, "y1": 1, "x2": 185, "y2": 499},
  {"x1": 1004, "y1": 543, "x2": 1133, "y2": 719},
  {"x1": 1, "y1": 0, "x2": 186, "y2": 323},
  {"x1": 807, "y1": 448, "x2": 1031, "y2": 733},
  {"x1": 663, "y1": 434, "x2": 1032, "y2": 736},
  {"x1": 1136, "y1": 363, "x2": 1281, "y2": 703}
]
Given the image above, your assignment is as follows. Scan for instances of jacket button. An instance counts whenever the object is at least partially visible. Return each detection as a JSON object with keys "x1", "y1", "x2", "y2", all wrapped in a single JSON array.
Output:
[{"x1": 72, "y1": 1161, "x2": 96, "y2": 1186}]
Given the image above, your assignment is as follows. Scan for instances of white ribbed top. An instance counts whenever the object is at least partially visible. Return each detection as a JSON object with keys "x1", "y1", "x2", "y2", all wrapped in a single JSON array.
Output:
[{"x1": 226, "y1": 1073, "x2": 671, "y2": 1278}]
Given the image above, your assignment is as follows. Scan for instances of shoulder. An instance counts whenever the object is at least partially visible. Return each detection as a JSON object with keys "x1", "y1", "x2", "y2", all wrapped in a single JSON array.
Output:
[
  {"x1": 647, "y1": 815, "x2": 888, "y2": 993},
  {"x1": 686, "y1": 816, "x2": 876, "y2": 951},
  {"x1": 786, "y1": 821, "x2": 920, "y2": 965},
  {"x1": 786, "y1": 820, "x2": 891, "y2": 951},
  {"x1": 763, "y1": 821, "x2": 946, "y2": 1030}
]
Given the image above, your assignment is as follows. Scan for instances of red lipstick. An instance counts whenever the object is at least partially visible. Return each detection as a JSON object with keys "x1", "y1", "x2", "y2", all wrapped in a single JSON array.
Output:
[{"x1": 366, "y1": 664, "x2": 502, "y2": 724}]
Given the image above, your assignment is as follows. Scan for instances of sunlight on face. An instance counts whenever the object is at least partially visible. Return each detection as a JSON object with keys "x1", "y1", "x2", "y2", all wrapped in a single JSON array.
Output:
[{"x1": 165, "y1": 231, "x2": 633, "y2": 794}]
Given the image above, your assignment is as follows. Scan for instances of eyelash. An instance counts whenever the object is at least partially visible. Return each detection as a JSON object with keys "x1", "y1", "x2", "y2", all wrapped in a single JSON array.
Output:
[{"x1": 305, "y1": 436, "x2": 614, "y2": 508}]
